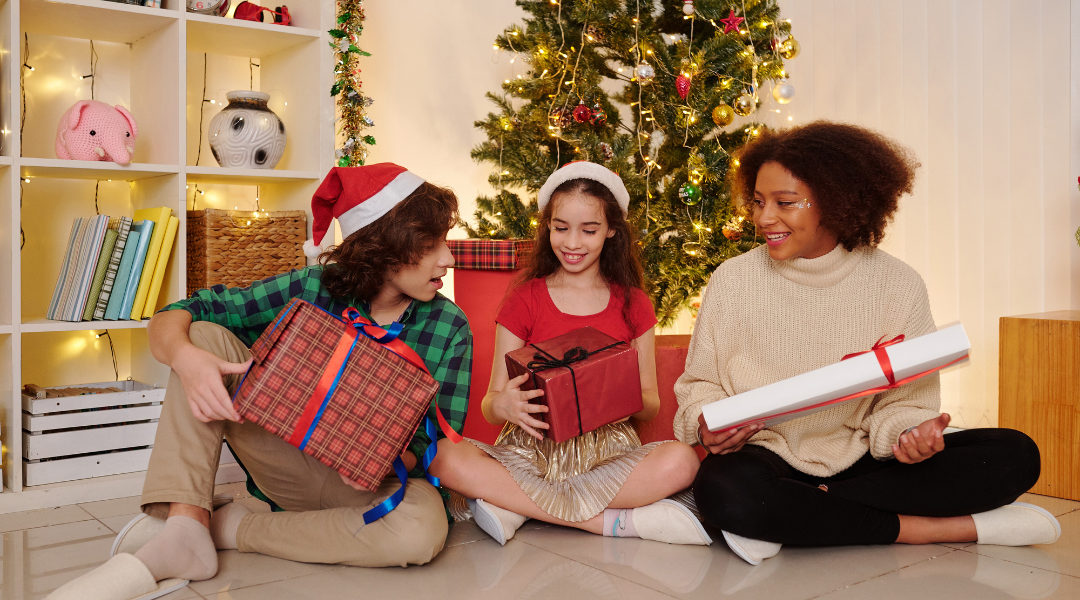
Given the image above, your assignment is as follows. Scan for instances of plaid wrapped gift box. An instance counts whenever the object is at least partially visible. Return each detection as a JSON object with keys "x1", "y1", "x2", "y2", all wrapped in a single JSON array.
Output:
[
  {"x1": 448, "y1": 239, "x2": 533, "y2": 270},
  {"x1": 233, "y1": 298, "x2": 439, "y2": 492}
]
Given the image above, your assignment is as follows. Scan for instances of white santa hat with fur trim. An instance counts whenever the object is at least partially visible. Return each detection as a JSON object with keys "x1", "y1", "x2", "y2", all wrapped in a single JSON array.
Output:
[
  {"x1": 304, "y1": 163, "x2": 426, "y2": 259},
  {"x1": 537, "y1": 161, "x2": 630, "y2": 214}
]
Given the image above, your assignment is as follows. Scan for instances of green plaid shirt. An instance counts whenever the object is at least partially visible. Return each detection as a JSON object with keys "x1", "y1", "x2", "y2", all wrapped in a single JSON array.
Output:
[{"x1": 160, "y1": 265, "x2": 472, "y2": 476}]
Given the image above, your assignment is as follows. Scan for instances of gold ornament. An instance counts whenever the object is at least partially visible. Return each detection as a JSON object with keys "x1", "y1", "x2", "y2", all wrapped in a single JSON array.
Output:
[
  {"x1": 779, "y1": 35, "x2": 801, "y2": 60},
  {"x1": 732, "y1": 94, "x2": 755, "y2": 116},
  {"x1": 712, "y1": 104, "x2": 735, "y2": 126}
]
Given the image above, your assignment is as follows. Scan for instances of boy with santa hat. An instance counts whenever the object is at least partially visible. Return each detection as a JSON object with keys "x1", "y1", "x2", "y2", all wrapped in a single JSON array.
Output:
[{"x1": 50, "y1": 164, "x2": 471, "y2": 600}]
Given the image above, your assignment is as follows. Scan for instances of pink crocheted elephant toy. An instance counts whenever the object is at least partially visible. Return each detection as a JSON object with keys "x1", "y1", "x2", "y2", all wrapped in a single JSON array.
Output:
[{"x1": 55, "y1": 100, "x2": 138, "y2": 166}]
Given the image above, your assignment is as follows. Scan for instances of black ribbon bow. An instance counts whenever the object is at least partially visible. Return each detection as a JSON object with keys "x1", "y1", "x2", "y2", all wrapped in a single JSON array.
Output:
[{"x1": 525, "y1": 341, "x2": 626, "y2": 438}]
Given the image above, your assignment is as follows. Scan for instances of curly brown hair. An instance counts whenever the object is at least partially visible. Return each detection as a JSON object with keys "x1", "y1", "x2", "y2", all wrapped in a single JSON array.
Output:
[
  {"x1": 734, "y1": 121, "x2": 919, "y2": 250},
  {"x1": 319, "y1": 182, "x2": 458, "y2": 301},
  {"x1": 515, "y1": 178, "x2": 647, "y2": 337}
]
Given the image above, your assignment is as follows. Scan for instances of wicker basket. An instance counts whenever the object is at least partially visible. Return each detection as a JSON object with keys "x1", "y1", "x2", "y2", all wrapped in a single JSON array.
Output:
[{"x1": 187, "y1": 209, "x2": 307, "y2": 297}]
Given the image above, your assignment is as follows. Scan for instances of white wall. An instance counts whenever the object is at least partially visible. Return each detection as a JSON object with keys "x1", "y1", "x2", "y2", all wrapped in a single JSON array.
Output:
[{"x1": 777, "y1": 0, "x2": 1078, "y2": 428}]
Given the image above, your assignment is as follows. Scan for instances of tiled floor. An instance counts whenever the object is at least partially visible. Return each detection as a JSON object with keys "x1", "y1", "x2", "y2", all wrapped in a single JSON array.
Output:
[{"x1": 1, "y1": 485, "x2": 1077, "y2": 599}]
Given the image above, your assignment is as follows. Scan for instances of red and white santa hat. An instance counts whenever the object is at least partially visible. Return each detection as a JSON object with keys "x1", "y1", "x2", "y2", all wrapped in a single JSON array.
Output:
[
  {"x1": 537, "y1": 161, "x2": 630, "y2": 214},
  {"x1": 304, "y1": 163, "x2": 426, "y2": 258}
]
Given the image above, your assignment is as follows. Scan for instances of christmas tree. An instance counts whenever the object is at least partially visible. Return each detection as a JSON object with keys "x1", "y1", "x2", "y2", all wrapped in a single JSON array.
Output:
[{"x1": 468, "y1": 0, "x2": 798, "y2": 325}]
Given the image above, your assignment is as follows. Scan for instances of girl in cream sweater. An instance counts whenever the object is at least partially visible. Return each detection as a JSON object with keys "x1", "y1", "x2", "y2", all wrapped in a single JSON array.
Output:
[{"x1": 675, "y1": 121, "x2": 1057, "y2": 565}]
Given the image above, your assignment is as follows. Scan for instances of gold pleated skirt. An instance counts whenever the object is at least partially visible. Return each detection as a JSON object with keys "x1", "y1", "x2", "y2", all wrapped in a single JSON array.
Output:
[{"x1": 467, "y1": 421, "x2": 664, "y2": 522}]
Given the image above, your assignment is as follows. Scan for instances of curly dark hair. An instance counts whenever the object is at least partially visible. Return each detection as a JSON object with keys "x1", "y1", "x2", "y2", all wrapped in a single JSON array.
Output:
[
  {"x1": 733, "y1": 121, "x2": 919, "y2": 250},
  {"x1": 515, "y1": 178, "x2": 647, "y2": 337},
  {"x1": 319, "y1": 182, "x2": 458, "y2": 301}
]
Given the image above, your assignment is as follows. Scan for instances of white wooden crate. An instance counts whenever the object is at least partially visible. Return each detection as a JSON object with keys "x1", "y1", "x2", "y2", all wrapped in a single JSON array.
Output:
[
  {"x1": 22, "y1": 380, "x2": 165, "y2": 486},
  {"x1": 22, "y1": 380, "x2": 165, "y2": 415},
  {"x1": 24, "y1": 449, "x2": 153, "y2": 487}
]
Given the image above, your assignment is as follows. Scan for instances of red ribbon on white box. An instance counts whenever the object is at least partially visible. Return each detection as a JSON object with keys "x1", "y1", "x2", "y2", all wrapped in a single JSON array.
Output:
[{"x1": 720, "y1": 334, "x2": 966, "y2": 432}]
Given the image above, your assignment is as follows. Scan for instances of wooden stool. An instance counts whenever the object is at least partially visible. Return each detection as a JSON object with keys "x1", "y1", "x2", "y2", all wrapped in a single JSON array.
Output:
[{"x1": 999, "y1": 311, "x2": 1080, "y2": 500}]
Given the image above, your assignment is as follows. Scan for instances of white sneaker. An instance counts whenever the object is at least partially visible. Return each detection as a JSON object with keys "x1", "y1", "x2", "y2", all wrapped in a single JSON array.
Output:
[
  {"x1": 722, "y1": 530, "x2": 781, "y2": 565},
  {"x1": 972, "y1": 502, "x2": 1061, "y2": 546},
  {"x1": 631, "y1": 499, "x2": 713, "y2": 546},
  {"x1": 467, "y1": 498, "x2": 528, "y2": 546}
]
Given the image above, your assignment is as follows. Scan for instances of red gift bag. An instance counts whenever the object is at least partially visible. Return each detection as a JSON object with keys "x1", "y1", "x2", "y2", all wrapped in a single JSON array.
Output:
[{"x1": 505, "y1": 327, "x2": 642, "y2": 443}]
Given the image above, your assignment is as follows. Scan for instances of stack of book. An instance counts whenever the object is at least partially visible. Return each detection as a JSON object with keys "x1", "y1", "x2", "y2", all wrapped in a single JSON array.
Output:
[{"x1": 47, "y1": 207, "x2": 179, "y2": 322}]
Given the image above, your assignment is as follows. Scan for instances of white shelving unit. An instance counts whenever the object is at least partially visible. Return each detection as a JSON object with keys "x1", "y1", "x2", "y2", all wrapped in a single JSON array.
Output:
[{"x1": 0, "y1": 0, "x2": 335, "y2": 512}]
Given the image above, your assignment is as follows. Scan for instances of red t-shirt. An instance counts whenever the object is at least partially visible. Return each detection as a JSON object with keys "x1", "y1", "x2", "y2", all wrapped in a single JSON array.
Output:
[{"x1": 496, "y1": 278, "x2": 658, "y2": 345}]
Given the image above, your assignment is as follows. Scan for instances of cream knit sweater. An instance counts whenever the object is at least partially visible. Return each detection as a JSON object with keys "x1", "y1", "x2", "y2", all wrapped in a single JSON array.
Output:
[{"x1": 673, "y1": 244, "x2": 941, "y2": 477}]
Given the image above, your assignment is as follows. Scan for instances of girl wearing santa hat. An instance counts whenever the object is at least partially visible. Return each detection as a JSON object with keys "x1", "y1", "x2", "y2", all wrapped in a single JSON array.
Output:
[{"x1": 431, "y1": 161, "x2": 710, "y2": 547}]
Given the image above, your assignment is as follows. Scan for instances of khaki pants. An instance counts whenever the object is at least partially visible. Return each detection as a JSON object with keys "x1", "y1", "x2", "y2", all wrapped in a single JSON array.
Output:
[{"x1": 141, "y1": 321, "x2": 448, "y2": 567}]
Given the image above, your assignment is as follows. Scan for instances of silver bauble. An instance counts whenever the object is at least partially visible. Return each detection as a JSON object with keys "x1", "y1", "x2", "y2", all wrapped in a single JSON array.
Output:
[
  {"x1": 772, "y1": 81, "x2": 795, "y2": 104},
  {"x1": 635, "y1": 63, "x2": 655, "y2": 83}
]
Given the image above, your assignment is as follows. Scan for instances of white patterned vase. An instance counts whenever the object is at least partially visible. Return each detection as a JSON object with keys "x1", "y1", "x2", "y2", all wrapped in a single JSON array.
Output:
[{"x1": 208, "y1": 91, "x2": 287, "y2": 169}]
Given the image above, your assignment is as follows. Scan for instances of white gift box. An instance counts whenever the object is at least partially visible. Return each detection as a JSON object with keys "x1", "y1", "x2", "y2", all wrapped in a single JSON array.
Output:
[{"x1": 702, "y1": 324, "x2": 970, "y2": 432}]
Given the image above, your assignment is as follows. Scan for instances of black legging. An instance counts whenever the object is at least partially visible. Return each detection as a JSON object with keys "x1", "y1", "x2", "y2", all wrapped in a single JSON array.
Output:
[{"x1": 694, "y1": 428, "x2": 1041, "y2": 546}]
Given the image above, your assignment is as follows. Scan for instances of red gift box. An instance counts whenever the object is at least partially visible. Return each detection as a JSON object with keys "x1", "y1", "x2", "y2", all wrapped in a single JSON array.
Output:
[
  {"x1": 448, "y1": 239, "x2": 533, "y2": 270},
  {"x1": 233, "y1": 299, "x2": 439, "y2": 491},
  {"x1": 505, "y1": 327, "x2": 642, "y2": 443}
]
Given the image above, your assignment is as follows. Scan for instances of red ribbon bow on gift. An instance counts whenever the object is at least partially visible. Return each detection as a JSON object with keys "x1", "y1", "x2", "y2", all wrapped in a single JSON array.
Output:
[{"x1": 841, "y1": 334, "x2": 905, "y2": 385}]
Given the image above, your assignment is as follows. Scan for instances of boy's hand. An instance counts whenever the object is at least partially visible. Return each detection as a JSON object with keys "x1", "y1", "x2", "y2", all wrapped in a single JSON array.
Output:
[
  {"x1": 491, "y1": 373, "x2": 548, "y2": 440},
  {"x1": 698, "y1": 413, "x2": 761, "y2": 455},
  {"x1": 893, "y1": 413, "x2": 950, "y2": 464},
  {"x1": 173, "y1": 344, "x2": 250, "y2": 423}
]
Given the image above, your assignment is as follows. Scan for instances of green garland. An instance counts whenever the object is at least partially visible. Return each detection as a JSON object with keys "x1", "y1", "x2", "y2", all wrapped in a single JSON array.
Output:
[{"x1": 330, "y1": 0, "x2": 375, "y2": 167}]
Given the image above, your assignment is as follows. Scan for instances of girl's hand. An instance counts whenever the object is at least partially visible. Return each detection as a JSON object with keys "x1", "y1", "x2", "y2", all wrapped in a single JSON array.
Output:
[
  {"x1": 173, "y1": 344, "x2": 251, "y2": 423},
  {"x1": 697, "y1": 413, "x2": 761, "y2": 455},
  {"x1": 490, "y1": 373, "x2": 548, "y2": 440},
  {"x1": 892, "y1": 413, "x2": 950, "y2": 464}
]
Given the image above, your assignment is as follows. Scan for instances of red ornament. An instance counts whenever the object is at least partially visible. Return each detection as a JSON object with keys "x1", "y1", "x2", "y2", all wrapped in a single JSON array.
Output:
[
  {"x1": 676, "y1": 74, "x2": 691, "y2": 99},
  {"x1": 572, "y1": 101, "x2": 593, "y2": 123},
  {"x1": 720, "y1": 9, "x2": 745, "y2": 34}
]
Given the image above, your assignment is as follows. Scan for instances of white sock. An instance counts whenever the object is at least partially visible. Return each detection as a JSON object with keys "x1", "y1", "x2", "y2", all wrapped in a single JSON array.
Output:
[
  {"x1": 133, "y1": 516, "x2": 218, "y2": 582},
  {"x1": 209, "y1": 503, "x2": 252, "y2": 550}
]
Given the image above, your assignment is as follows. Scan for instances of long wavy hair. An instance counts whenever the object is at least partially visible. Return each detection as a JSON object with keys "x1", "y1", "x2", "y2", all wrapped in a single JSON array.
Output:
[
  {"x1": 515, "y1": 178, "x2": 646, "y2": 336},
  {"x1": 319, "y1": 182, "x2": 458, "y2": 301}
]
